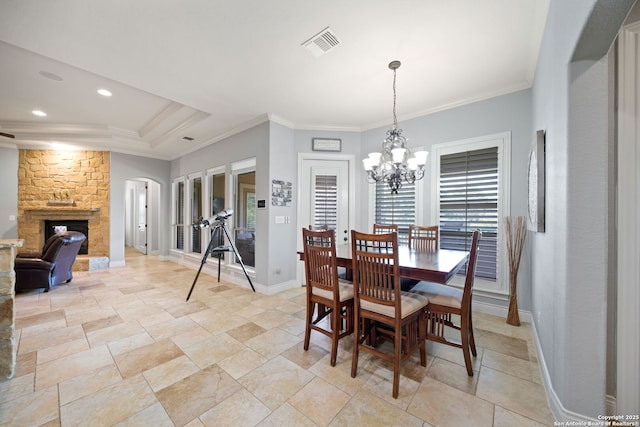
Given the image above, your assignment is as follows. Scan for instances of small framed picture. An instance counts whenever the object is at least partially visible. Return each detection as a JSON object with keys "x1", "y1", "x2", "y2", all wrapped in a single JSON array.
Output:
[{"x1": 312, "y1": 138, "x2": 341, "y2": 152}]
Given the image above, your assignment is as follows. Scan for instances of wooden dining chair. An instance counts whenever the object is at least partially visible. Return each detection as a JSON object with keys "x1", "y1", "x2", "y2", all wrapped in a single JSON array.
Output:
[
  {"x1": 373, "y1": 223, "x2": 398, "y2": 234},
  {"x1": 302, "y1": 228, "x2": 354, "y2": 366},
  {"x1": 409, "y1": 229, "x2": 482, "y2": 376},
  {"x1": 350, "y1": 230, "x2": 429, "y2": 398},
  {"x1": 408, "y1": 225, "x2": 439, "y2": 251}
]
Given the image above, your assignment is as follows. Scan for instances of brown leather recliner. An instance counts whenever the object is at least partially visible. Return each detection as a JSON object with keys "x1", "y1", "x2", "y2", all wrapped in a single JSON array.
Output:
[{"x1": 14, "y1": 231, "x2": 86, "y2": 292}]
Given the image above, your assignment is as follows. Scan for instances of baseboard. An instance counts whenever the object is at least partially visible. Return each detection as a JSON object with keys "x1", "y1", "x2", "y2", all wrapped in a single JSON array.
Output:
[
  {"x1": 473, "y1": 299, "x2": 533, "y2": 323},
  {"x1": 530, "y1": 320, "x2": 602, "y2": 423}
]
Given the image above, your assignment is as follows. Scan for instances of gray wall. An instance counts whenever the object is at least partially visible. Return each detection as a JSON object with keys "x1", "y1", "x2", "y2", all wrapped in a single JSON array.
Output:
[
  {"x1": 169, "y1": 121, "x2": 270, "y2": 286},
  {"x1": 110, "y1": 152, "x2": 171, "y2": 266},
  {"x1": 359, "y1": 89, "x2": 533, "y2": 310},
  {"x1": 531, "y1": 0, "x2": 633, "y2": 417},
  {"x1": 0, "y1": 147, "x2": 18, "y2": 239}
]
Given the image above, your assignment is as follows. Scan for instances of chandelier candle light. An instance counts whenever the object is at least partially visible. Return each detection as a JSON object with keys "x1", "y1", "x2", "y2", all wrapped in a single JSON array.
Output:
[{"x1": 363, "y1": 60, "x2": 428, "y2": 194}]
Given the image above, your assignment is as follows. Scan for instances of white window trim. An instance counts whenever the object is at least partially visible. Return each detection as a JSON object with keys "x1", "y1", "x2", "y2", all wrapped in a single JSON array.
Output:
[
  {"x1": 430, "y1": 132, "x2": 511, "y2": 296},
  {"x1": 171, "y1": 176, "x2": 186, "y2": 253},
  {"x1": 186, "y1": 171, "x2": 204, "y2": 258}
]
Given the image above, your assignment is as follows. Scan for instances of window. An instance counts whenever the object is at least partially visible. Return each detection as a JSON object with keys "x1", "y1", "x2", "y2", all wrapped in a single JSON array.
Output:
[
  {"x1": 190, "y1": 175, "x2": 203, "y2": 254},
  {"x1": 432, "y1": 132, "x2": 510, "y2": 294},
  {"x1": 313, "y1": 174, "x2": 338, "y2": 229},
  {"x1": 374, "y1": 181, "x2": 416, "y2": 245},
  {"x1": 232, "y1": 158, "x2": 256, "y2": 269},
  {"x1": 172, "y1": 178, "x2": 185, "y2": 250}
]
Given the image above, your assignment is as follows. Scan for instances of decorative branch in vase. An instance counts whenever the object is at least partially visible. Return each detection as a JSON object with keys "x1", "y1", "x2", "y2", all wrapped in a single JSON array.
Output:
[{"x1": 505, "y1": 216, "x2": 527, "y2": 326}]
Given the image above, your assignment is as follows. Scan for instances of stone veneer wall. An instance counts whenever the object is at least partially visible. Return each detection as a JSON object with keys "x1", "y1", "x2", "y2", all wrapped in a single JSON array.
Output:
[
  {"x1": 17, "y1": 150, "x2": 110, "y2": 270},
  {"x1": 0, "y1": 239, "x2": 23, "y2": 379}
]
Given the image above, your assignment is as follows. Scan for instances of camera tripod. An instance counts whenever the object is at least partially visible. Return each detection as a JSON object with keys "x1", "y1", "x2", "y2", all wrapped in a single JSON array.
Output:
[{"x1": 186, "y1": 218, "x2": 255, "y2": 301}]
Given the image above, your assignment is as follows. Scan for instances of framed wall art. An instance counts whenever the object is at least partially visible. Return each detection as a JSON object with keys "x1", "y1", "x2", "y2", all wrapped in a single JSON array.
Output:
[
  {"x1": 527, "y1": 129, "x2": 546, "y2": 232},
  {"x1": 312, "y1": 138, "x2": 341, "y2": 152}
]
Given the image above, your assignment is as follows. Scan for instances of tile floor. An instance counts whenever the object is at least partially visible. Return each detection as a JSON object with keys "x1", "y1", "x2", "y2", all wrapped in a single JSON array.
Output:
[{"x1": 1, "y1": 250, "x2": 555, "y2": 426}]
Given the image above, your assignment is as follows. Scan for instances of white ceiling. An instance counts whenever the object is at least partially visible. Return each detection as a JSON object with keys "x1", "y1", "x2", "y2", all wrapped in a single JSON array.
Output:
[{"x1": 0, "y1": 0, "x2": 549, "y2": 161}]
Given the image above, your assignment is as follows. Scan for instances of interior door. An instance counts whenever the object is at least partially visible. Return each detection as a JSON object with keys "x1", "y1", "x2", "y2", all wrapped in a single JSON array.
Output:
[
  {"x1": 298, "y1": 158, "x2": 351, "y2": 281},
  {"x1": 134, "y1": 181, "x2": 147, "y2": 254}
]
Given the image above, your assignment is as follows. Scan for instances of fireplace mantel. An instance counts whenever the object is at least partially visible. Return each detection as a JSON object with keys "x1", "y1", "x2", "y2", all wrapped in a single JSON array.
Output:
[{"x1": 25, "y1": 208, "x2": 101, "y2": 220}]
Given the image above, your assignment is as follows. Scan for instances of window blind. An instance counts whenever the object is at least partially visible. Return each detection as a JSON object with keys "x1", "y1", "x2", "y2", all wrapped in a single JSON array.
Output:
[
  {"x1": 439, "y1": 147, "x2": 498, "y2": 280},
  {"x1": 375, "y1": 181, "x2": 415, "y2": 245},
  {"x1": 175, "y1": 181, "x2": 185, "y2": 250},
  {"x1": 313, "y1": 175, "x2": 338, "y2": 230}
]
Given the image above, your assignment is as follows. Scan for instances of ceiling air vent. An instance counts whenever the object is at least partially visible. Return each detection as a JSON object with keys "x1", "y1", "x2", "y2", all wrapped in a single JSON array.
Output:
[
  {"x1": 302, "y1": 27, "x2": 341, "y2": 57},
  {"x1": 182, "y1": 136, "x2": 194, "y2": 141}
]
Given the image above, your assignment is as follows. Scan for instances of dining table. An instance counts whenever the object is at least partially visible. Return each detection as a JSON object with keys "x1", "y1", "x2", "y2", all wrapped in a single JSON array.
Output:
[{"x1": 297, "y1": 244, "x2": 469, "y2": 285}]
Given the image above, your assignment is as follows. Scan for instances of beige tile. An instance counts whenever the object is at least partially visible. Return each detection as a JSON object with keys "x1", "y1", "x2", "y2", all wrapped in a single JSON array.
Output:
[
  {"x1": 85, "y1": 320, "x2": 146, "y2": 347},
  {"x1": 143, "y1": 315, "x2": 200, "y2": 340},
  {"x1": 249, "y1": 309, "x2": 297, "y2": 330},
  {"x1": 18, "y1": 324, "x2": 86, "y2": 354},
  {"x1": 60, "y1": 374, "x2": 157, "y2": 426},
  {"x1": 113, "y1": 402, "x2": 174, "y2": 427},
  {"x1": 107, "y1": 331, "x2": 156, "y2": 356},
  {"x1": 58, "y1": 364, "x2": 123, "y2": 405},
  {"x1": 407, "y1": 377, "x2": 494, "y2": 427},
  {"x1": 427, "y1": 357, "x2": 479, "y2": 395},
  {"x1": 37, "y1": 338, "x2": 90, "y2": 365},
  {"x1": 476, "y1": 366, "x2": 554, "y2": 425},
  {"x1": 137, "y1": 310, "x2": 175, "y2": 328},
  {"x1": 14, "y1": 350, "x2": 36, "y2": 378},
  {"x1": 425, "y1": 340, "x2": 484, "y2": 372},
  {"x1": 239, "y1": 356, "x2": 314, "y2": 410},
  {"x1": 330, "y1": 388, "x2": 424, "y2": 426},
  {"x1": 171, "y1": 324, "x2": 214, "y2": 349},
  {"x1": 226, "y1": 321, "x2": 267, "y2": 343},
  {"x1": 362, "y1": 365, "x2": 422, "y2": 408},
  {"x1": 165, "y1": 299, "x2": 209, "y2": 318},
  {"x1": 474, "y1": 329, "x2": 530, "y2": 360},
  {"x1": 257, "y1": 403, "x2": 316, "y2": 427},
  {"x1": 0, "y1": 384, "x2": 59, "y2": 427},
  {"x1": 182, "y1": 332, "x2": 245, "y2": 369},
  {"x1": 156, "y1": 364, "x2": 242, "y2": 426},
  {"x1": 281, "y1": 340, "x2": 330, "y2": 369},
  {"x1": 17, "y1": 319, "x2": 68, "y2": 341},
  {"x1": 113, "y1": 338, "x2": 184, "y2": 378},
  {"x1": 14, "y1": 309, "x2": 65, "y2": 330},
  {"x1": 143, "y1": 355, "x2": 200, "y2": 392},
  {"x1": 245, "y1": 328, "x2": 301, "y2": 359},
  {"x1": 289, "y1": 377, "x2": 351, "y2": 426},
  {"x1": 66, "y1": 306, "x2": 119, "y2": 328},
  {"x1": 309, "y1": 349, "x2": 373, "y2": 396},
  {"x1": 80, "y1": 313, "x2": 124, "y2": 333},
  {"x1": 493, "y1": 405, "x2": 549, "y2": 427},
  {"x1": 482, "y1": 349, "x2": 533, "y2": 381},
  {"x1": 35, "y1": 345, "x2": 114, "y2": 390},
  {"x1": 217, "y1": 347, "x2": 268, "y2": 379},
  {"x1": 0, "y1": 372, "x2": 35, "y2": 405},
  {"x1": 200, "y1": 388, "x2": 271, "y2": 427}
]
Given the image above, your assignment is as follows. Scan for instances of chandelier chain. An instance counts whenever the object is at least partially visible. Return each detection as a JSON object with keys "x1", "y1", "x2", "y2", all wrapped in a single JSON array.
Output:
[{"x1": 392, "y1": 67, "x2": 398, "y2": 127}]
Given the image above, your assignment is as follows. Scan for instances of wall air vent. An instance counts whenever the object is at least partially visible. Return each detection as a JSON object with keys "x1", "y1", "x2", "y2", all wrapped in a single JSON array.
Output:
[{"x1": 302, "y1": 27, "x2": 341, "y2": 57}]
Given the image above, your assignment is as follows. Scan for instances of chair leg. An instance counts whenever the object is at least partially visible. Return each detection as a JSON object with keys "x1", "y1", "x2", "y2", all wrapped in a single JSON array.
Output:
[
  {"x1": 468, "y1": 309, "x2": 477, "y2": 357},
  {"x1": 330, "y1": 305, "x2": 339, "y2": 366},
  {"x1": 351, "y1": 312, "x2": 360, "y2": 378},
  {"x1": 392, "y1": 323, "x2": 402, "y2": 399},
  {"x1": 460, "y1": 315, "x2": 473, "y2": 376},
  {"x1": 303, "y1": 300, "x2": 313, "y2": 351},
  {"x1": 419, "y1": 312, "x2": 427, "y2": 366}
]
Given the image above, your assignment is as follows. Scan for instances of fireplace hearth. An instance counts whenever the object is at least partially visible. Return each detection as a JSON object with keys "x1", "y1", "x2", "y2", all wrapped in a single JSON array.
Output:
[{"x1": 44, "y1": 219, "x2": 89, "y2": 255}]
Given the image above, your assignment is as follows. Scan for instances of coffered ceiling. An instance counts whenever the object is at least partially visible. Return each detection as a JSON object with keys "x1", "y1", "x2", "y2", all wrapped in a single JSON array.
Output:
[{"x1": 0, "y1": 0, "x2": 549, "y2": 160}]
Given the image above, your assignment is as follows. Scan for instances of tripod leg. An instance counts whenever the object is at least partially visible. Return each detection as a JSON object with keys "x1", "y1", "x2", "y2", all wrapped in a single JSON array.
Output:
[
  {"x1": 186, "y1": 228, "x2": 217, "y2": 301},
  {"x1": 220, "y1": 223, "x2": 256, "y2": 292}
]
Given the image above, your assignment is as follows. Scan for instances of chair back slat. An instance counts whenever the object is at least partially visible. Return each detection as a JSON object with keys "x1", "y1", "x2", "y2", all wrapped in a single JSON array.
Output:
[
  {"x1": 408, "y1": 225, "x2": 439, "y2": 251},
  {"x1": 302, "y1": 228, "x2": 338, "y2": 295},
  {"x1": 373, "y1": 223, "x2": 398, "y2": 234},
  {"x1": 462, "y1": 229, "x2": 482, "y2": 304},
  {"x1": 352, "y1": 230, "x2": 399, "y2": 310}
]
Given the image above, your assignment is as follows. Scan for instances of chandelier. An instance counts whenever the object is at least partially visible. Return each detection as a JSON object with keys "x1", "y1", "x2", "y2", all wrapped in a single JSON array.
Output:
[{"x1": 362, "y1": 60, "x2": 428, "y2": 194}]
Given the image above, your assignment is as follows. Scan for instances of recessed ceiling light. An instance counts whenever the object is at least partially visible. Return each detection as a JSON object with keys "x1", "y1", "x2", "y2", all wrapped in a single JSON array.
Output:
[
  {"x1": 97, "y1": 89, "x2": 112, "y2": 97},
  {"x1": 32, "y1": 110, "x2": 47, "y2": 117}
]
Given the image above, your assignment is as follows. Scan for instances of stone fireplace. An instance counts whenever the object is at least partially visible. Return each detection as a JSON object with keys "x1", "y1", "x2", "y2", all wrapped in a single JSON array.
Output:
[{"x1": 17, "y1": 150, "x2": 110, "y2": 271}]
